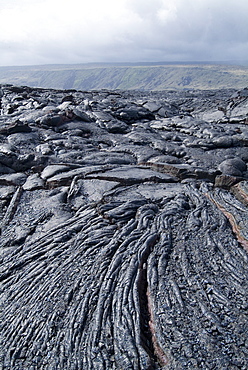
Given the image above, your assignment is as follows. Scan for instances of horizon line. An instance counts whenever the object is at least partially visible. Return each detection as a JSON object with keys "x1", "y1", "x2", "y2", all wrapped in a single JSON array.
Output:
[{"x1": 1, "y1": 60, "x2": 248, "y2": 68}]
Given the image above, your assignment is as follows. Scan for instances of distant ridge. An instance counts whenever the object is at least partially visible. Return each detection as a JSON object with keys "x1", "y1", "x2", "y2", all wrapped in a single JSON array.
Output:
[{"x1": 0, "y1": 62, "x2": 248, "y2": 90}]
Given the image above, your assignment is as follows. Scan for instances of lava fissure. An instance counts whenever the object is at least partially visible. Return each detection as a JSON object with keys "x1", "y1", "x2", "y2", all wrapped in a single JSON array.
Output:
[{"x1": 138, "y1": 260, "x2": 158, "y2": 369}]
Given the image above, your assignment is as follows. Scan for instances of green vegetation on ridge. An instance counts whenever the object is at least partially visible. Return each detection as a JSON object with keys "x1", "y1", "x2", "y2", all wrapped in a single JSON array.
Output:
[{"x1": 0, "y1": 63, "x2": 247, "y2": 90}]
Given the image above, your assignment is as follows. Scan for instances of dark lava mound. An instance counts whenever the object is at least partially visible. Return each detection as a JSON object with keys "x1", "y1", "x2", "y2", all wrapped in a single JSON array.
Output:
[{"x1": 0, "y1": 85, "x2": 248, "y2": 369}]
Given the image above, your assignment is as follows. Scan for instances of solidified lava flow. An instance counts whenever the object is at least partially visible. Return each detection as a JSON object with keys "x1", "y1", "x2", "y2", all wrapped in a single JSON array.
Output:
[{"x1": 0, "y1": 85, "x2": 248, "y2": 369}]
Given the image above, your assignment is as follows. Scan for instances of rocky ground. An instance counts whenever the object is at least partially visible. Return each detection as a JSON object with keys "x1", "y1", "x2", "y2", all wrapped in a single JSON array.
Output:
[{"x1": 0, "y1": 84, "x2": 248, "y2": 370}]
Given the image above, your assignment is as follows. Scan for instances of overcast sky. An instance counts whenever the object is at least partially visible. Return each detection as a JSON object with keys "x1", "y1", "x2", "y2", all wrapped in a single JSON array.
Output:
[{"x1": 0, "y1": 0, "x2": 247, "y2": 66}]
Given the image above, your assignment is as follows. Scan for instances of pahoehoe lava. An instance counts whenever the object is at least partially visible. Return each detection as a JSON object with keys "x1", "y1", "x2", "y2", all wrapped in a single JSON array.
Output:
[{"x1": 0, "y1": 85, "x2": 248, "y2": 369}]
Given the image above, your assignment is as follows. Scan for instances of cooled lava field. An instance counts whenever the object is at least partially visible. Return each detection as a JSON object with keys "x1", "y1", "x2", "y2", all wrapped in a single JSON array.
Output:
[{"x1": 0, "y1": 85, "x2": 248, "y2": 369}]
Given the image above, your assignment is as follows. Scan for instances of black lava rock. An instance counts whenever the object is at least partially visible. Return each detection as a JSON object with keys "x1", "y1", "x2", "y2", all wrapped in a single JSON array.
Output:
[{"x1": 0, "y1": 84, "x2": 247, "y2": 370}]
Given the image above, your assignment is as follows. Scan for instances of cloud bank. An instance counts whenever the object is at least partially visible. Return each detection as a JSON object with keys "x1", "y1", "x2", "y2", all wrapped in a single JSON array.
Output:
[{"x1": 0, "y1": 0, "x2": 247, "y2": 66}]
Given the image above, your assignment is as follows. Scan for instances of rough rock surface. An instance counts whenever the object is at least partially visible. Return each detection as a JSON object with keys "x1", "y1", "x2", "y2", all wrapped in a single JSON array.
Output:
[{"x1": 0, "y1": 84, "x2": 248, "y2": 370}]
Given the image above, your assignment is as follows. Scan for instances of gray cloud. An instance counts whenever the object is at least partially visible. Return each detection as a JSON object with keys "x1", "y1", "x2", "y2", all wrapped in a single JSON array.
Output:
[{"x1": 0, "y1": 0, "x2": 247, "y2": 66}]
